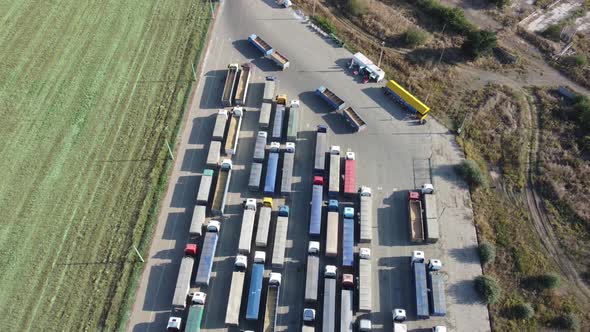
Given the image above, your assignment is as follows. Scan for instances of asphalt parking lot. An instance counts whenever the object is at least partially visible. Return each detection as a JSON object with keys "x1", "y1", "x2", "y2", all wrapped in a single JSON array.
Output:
[{"x1": 127, "y1": 0, "x2": 490, "y2": 331}]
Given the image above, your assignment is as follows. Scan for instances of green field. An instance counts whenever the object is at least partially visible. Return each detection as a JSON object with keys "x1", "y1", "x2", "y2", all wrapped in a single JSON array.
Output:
[{"x1": 0, "y1": 0, "x2": 210, "y2": 330}]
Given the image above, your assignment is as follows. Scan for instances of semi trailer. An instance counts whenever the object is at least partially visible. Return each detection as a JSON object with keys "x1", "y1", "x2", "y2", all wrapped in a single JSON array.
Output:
[
  {"x1": 316, "y1": 86, "x2": 346, "y2": 111},
  {"x1": 224, "y1": 107, "x2": 244, "y2": 156},
  {"x1": 211, "y1": 159, "x2": 232, "y2": 216},
  {"x1": 305, "y1": 241, "x2": 320, "y2": 302},
  {"x1": 326, "y1": 200, "x2": 339, "y2": 257},
  {"x1": 246, "y1": 251, "x2": 266, "y2": 320},
  {"x1": 359, "y1": 186, "x2": 373, "y2": 243},
  {"x1": 280, "y1": 142, "x2": 295, "y2": 196},
  {"x1": 238, "y1": 198, "x2": 257, "y2": 254},
  {"x1": 314, "y1": 125, "x2": 327, "y2": 173},
  {"x1": 309, "y1": 176, "x2": 324, "y2": 236},
  {"x1": 234, "y1": 63, "x2": 251, "y2": 105},
  {"x1": 194, "y1": 222, "x2": 220, "y2": 286},
  {"x1": 264, "y1": 142, "x2": 280, "y2": 194},
  {"x1": 225, "y1": 255, "x2": 248, "y2": 326},
  {"x1": 343, "y1": 152, "x2": 356, "y2": 196},
  {"x1": 222, "y1": 64, "x2": 239, "y2": 107},
  {"x1": 272, "y1": 205, "x2": 289, "y2": 269},
  {"x1": 286, "y1": 100, "x2": 299, "y2": 142},
  {"x1": 212, "y1": 109, "x2": 229, "y2": 141},
  {"x1": 255, "y1": 198, "x2": 273, "y2": 247},
  {"x1": 328, "y1": 146, "x2": 341, "y2": 197}
]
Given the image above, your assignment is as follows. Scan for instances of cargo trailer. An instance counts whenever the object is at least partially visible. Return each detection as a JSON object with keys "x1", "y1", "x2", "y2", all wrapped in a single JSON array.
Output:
[
  {"x1": 248, "y1": 34, "x2": 274, "y2": 56},
  {"x1": 249, "y1": 162, "x2": 263, "y2": 192},
  {"x1": 222, "y1": 64, "x2": 240, "y2": 107},
  {"x1": 323, "y1": 266, "x2": 337, "y2": 332},
  {"x1": 428, "y1": 272, "x2": 446, "y2": 316},
  {"x1": 359, "y1": 187, "x2": 372, "y2": 243},
  {"x1": 211, "y1": 160, "x2": 232, "y2": 216},
  {"x1": 264, "y1": 142, "x2": 280, "y2": 194},
  {"x1": 196, "y1": 169, "x2": 214, "y2": 206},
  {"x1": 194, "y1": 221, "x2": 220, "y2": 286},
  {"x1": 224, "y1": 107, "x2": 244, "y2": 156},
  {"x1": 328, "y1": 146, "x2": 341, "y2": 197},
  {"x1": 272, "y1": 206, "x2": 289, "y2": 269},
  {"x1": 234, "y1": 63, "x2": 251, "y2": 105},
  {"x1": 263, "y1": 273, "x2": 282, "y2": 332},
  {"x1": 408, "y1": 191, "x2": 425, "y2": 243},
  {"x1": 238, "y1": 198, "x2": 257, "y2": 254},
  {"x1": 383, "y1": 79, "x2": 430, "y2": 123},
  {"x1": 272, "y1": 104, "x2": 285, "y2": 140},
  {"x1": 263, "y1": 76, "x2": 276, "y2": 103},
  {"x1": 343, "y1": 152, "x2": 356, "y2": 196},
  {"x1": 341, "y1": 107, "x2": 367, "y2": 132},
  {"x1": 359, "y1": 248, "x2": 372, "y2": 312},
  {"x1": 309, "y1": 176, "x2": 324, "y2": 236},
  {"x1": 423, "y1": 192, "x2": 439, "y2": 243},
  {"x1": 206, "y1": 141, "x2": 221, "y2": 167},
  {"x1": 269, "y1": 50, "x2": 290, "y2": 70},
  {"x1": 246, "y1": 252, "x2": 266, "y2": 320},
  {"x1": 190, "y1": 205, "x2": 206, "y2": 237},
  {"x1": 314, "y1": 125, "x2": 327, "y2": 173},
  {"x1": 286, "y1": 100, "x2": 300, "y2": 142},
  {"x1": 212, "y1": 109, "x2": 229, "y2": 141},
  {"x1": 171, "y1": 255, "x2": 195, "y2": 310},
  {"x1": 305, "y1": 241, "x2": 320, "y2": 302},
  {"x1": 255, "y1": 198, "x2": 273, "y2": 247},
  {"x1": 260, "y1": 102, "x2": 273, "y2": 128},
  {"x1": 225, "y1": 256, "x2": 247, "y2": 326},
  {"x1": 316, "y1": 86, "x2": 346, "y2": 111},
  {"x1": 326, "y1": 200, "x2": 339, "y2": 257},
  {"x1": 280, "y1": 143, "x2": 295, "y2": 196},
  {"x1": 253, "y1": 131, "x2": 267, "y2": 162},
  {"x1": 341, "y1": 289, "x2": 353, "y2": 332},
  {"x1": 342, "y1": 216, "x2": 354, "y2": 267}
]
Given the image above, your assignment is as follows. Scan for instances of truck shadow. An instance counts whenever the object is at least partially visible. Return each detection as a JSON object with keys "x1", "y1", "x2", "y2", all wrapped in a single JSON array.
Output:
[
  {"x1": 377, "y1": 191, "x2": 408, "y2": 247},
  {"x1": 377, "y1": 256, "x2": 415, "y2": 322},
  {"x1": 130, "y1": 311, "x2": 169, "y2": 332},
  {"x1": 141, "y1": 264, "x2": 174, "y2": 311},
  {"x1": 170, "y1": 175, "x2": 199, "y2": 208},
  {"x1": 189, "y1": 113, "x2": 216, "y2": 145},
  {"x1": 162, "y1": 211, "x2": 189, "y2": 240},
  {"x1": 244, "y1": 82, "x2": 265, "y2": 109},
  {"x1": 181, "y1": 149, "x2": 204, "y2": 172},
  {"x1": 361, "y1": 87, "x2": 417, "y2": 122},
  {"x1": 448, "y1": 245, "x2": 480, "y2": 265},
  {"x1": 199, "y1": 70, "x2": 227, "y2": 109},
  {"x1": 447, "y1": 278, "x2": 481, "y2": 305}
]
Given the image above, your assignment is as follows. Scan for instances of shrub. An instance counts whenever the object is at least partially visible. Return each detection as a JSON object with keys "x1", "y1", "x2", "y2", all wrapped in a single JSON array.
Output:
[
  {"x1": 543, "y1": 24, "x2": 562, "y2": 42},
  {"x1": 478, "y1": 242, "x2": 496, "y2": 265},
  {"x1": 552, "y1": 312, "x2": 579, "y2": 330},
  {"x1": 474, "y1": 275, "x2": 501, "y2": 304},
  {"x1": 462, "y1": 29, "x2": 497, "y2": 58},
  {"x1": 347, "y1": 0, "x2": 369, "y2": 16},
  {"x1": 417, "y1": 0, "x2": 475, "y2": 34},
  {"x1": 458, "y1": 159, "x2": 488, "y2": 188},
  {"x1": 564, "y1": 54, "x2": 588, "y2": 67},
  {"x1": 510, "y1": 302, "x2": 535, "y2": 320},
  {"x1": 493, "y1": 0, "x2": 511, "y2": 8},
  {"x1": 313, "y1": 16, "x2": 336, "y2": 35},
  {"x1": 404, "y1": 27, "x2": 430, "y2": 47},
  {"x1": 524, "y1": 273, "x2": 561, "y2": 290}
]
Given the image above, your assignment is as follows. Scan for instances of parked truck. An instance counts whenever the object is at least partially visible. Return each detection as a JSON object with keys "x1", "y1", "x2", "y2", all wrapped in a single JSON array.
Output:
[
  {"x1": 212, "y1": 109, "x2": 229, "y2": 141},
  {"x1": 255, "y1": 198, "x2": 273, "y2": 247},
  {"x1": 392, "y1": 309, "x2": 408, "y2": 332},
  {"x1": 341, "y1": 275, "x2": 354, "y2": 332},
  {"x1": 249, "y1": 162, "x2": 263, "y2": 192},
  {"x1": 314, "y1": 125, "x2": 327, "y2": 173},
  {"x1": 253, "y1": 131, "x2": 267, "y2": 162},
  {"x1": 280, "y1": 142, "x2": 295, "y2": 196},
  {"x1": 272, "y1": 205, "x2": 289, "y2": 269},
  {"x1": 343, "y1": 152, "x2": 356, "y2": 196},
  {"x1": 248, "y1": 34, "x2": 273, "y2": 56},
  {"x1": 211, "y1": 159, "x2": 232, "y2": 216},
  {"x1": 234, "y1": 63, "x2": 251, "y2": 105},
  {"x1": 190, "y1": 205, "x2": 206, "y2": 237},
  {"x1": 411, "y1": 251, "x2": 429, "y2": 319},
  {"x1": 422, "y1": 185, "x2": 439, "y2": 243},
  {"x1": 269, "y1": 50, "x2": 290, "y2": 70},
  {"x1": 305, "y1": 241, "x2": 320, "y2": 302},
  {"x1": 264, "y1": 142, "x2": 280, "y2": 195},
  {"x1": 329, "y1": 146, "x2": 341, "y2": 197},
  {"x1": 429, "y1": 269, "x2": 447, "y2": 316},
  {"x1": 359, "y1": 248, "x2": 372, "y2": 312},
  {"x1": 222, "y1": 64, "x2": 240, "y2": 107},
  {"x1": 194, "y1": 221, "x2": 220, "y2": 286},
  {"x1": 383, "y1": 79, "x2": 430, "y2": 123},
  {"x1": 185, "y1": 292, "x2": 206, "y2": 332},
  {"x1": 309, "y1": 176, "x2": 324, "y2": 236},
  {"x1": 323, "y1": 265, "x2": 337, "y2": 332},
  {"x1": 272, "y1": 104, "x2": 285, "y2": 140},
  {"x1": 225, "y1": 255, "x2": 248, "y2": 326},
  {"x1": 342, "y1": 208, "x2": 354, "y2": 267},
  {"x1": 206, "y1": 141, "x2": 221, "y2": 167},
  {"x1": 196, "y1": 169, "x2": 214, "y2": 205},
  {"x1": 326, "y1": 200, "x2": 339, "y2": 257},
  {"x1": 263, "y1": 76, "x2": 276, "y2": 103},
  {"x1": 316, "y1": 86, "x2": 346, "y2": 111},
  {"x1": 408, "y1": 191, "x2": 425, "y2": 243},
  {"x1": 359, "y1": 186, "x2": 373, "y2": 243},
  {"x1": 246, "y1": 251, "x2": 266, "y2": 320},
  {"x1": 238, "y1": 198, "x2": 257, "y2": 254},
  {"x1": 340, "y1": 107, "x2": 367, "y2": 132},
  {"x1": 287, "y1": 100, "x2": 299, "y2": 142},
  {"x1": 224, "y1": 107, "x2": 244, "y2": 156},
  {"x1": 171, "y1": 245, "x2": 197, "y2": 309},
  {"x1": 260, "y1": 102, "x2": 272, "y2": 128},
  {"x1": 263, "y1": 273, "x2": 282, "y2": 332}
]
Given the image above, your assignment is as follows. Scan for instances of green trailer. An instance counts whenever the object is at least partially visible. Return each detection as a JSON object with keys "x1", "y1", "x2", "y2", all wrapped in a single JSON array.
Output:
[
  {"x1": 185, "y1": 304, "x2": 204, "y2": 332},
  {"x1": 287, "y1": 100, "x2": 300, "y2": 142}
]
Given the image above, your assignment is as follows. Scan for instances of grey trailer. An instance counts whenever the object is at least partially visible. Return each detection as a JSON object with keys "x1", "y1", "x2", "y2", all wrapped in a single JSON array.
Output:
[
  {"x1": 196, "y1": 169, "x2": 214, "y2": 206},
  {"x1": 206, "y1": 141, "x2": 221, "y2": 168},
  {"x1": 190, "y1": 205, "x2": 206, "y2": 237},
  {"x1": 255, "y1": 198, "x2": 273, "y2": 247},
  {"x1": 359, "y1": 257, "x2": 372, "y2": 312},
  {"x1": 212, "y1": 109, "x2": 229, "y2": 141},
  {"x1": 211, "y1": 159, "x2": 233, "y2": 216},
  {"x1": 359, "y1": 186, "x2": 373, "y2": 243},
  {"x1": 171, "y1": 256, "x2": 194, "y2": 310},
  {"x1": 238, "y1": 198, "x2": 257, "y2": 254},
  {"x1": 314, "y1": 125, "x2": 327, "y2": 173},
  {"x1": 305, "y1": 255, "x2": 319, "y2": 302},
  {"x1": 323, "y1": 277, "x2": 336, "y2": 332},
  {"x1": 280, "y1": 143, "x2": 295, "y2": 196},
  {"x1": 260, "y1": 102, "x2": 272, "y2": 128},
  {"x1": 428, "y1": 272, "x2": 446, "y2": 316},
  {"x1": 263, "y1": 77, "x2": 276, "y2": 103},
  {"x1": 249, "y1": 162, "x2": 263, "y2": 192},
  {"x1": 272, "y1": 206, "x2": 289, "y2": 269},
  {"x1": 413, "y1": 262, "x2": 429, "y2": 319},
  {"x1": 272, "y1": 104, "x2": 285, "y2": 140},
  {"x1": 341, "y1": 289, "x2": 353, "y2": 332},
  {"x1": 328, "y1": 146, "x2": 341, "y2": 197},
  {"x1": 253, "y1": 131, "x2": 267, "y2": 162}
]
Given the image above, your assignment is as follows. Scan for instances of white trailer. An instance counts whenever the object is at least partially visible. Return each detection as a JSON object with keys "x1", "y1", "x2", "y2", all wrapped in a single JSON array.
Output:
[
  {"x1": 212, "y1": 109, "x2": 229, "y2": 141},
  {"x1": 249, "y1": 162, "x2": 263, "y2": 192},
  {"x1": 225, "y1": 255, "x2": 247, "y2": 326},
  {"x1": 263, "y1": 77, "x2": 276, "y2": 103},
  {"x1": 196, "y1": 169, "x2": 214, "y2": 206},
  {"x1": 359, "y1": 186, "x2": 373, "y2": 243},
  {"x1": 328, "y1": 146, "x2": 341, "y2": 197},
  {"x1": 172, "y1": 256, "x2": 194, "y2": 309},
  {"x1": 272, "y1": 206, "x2": 289, "y2": 269},
  {"x1": 280, "y1": 143, "x2": 295, "y2": 196},
  {"x1": 272, "y1": 104, "x2": 285, "y2": 140},
  {"x1": 359, "y1": 248, "x2": 372, "y2": 312},
  {"x1": 206, "y1": 141, "x2": 221, "y2": 167},
  {"x1": 305, "y1": 242, "x2": 320, "y2": 302},
  {"x1": 253, "y1": 131, "x2": 267, "y2": 162},
  {"x1": 255, "y1": 198, "x2": 273, "y2": 247},
  {"x1": 260, "y1": 102, "x2": 272, "y2": 128},
  {"x1": 238, "y1": 198, "x2": 257, "y2": 254},
  {"x1": 189, "y1": 205, "x2": 206, "y2": 237}
]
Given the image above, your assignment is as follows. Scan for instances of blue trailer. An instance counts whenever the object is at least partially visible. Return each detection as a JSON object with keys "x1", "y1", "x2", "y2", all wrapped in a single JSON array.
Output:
[
  {"x1": 315, "y1": 86, "x2": 346, "y2": 111},
  {"x1": 414, "y1": 262, "x2": 429, "y2": 319},
  {"x1": 264, "y1": 142, "x2": 280, "y2": 194},
  {"x1": 246, "y1": 263, "x2": 265, "y2": 320},
  {"x1": 309, "y1": 176, "x2": 324, "y2": 236},
  {"x1": 248, "y1": 34, "x2": 273, "y2": 56},
  {"x1": 343, "y1": 217, "x2": 354, "y2": 267},
  {"x1": 195, "y1": 222, "x2": 221, "y2": 286},
  {"x1": 428, "y1": 272, "x2": 447, "y2": 316}
]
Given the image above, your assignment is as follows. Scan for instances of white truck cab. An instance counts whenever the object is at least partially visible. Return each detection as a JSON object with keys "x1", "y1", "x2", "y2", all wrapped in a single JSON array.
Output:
[
  {"x1": 421, "y1": 183, "x2": 434, "y2": 194},
  {"x1": 428, "y1": 259, "x2": 443, "y2": 271},
  {"x1": 235, "y1": 255, "x2": 248, "y2": 269},
  {"x1": 393, "y1": 308, "x2": 407, "y2": 322},
  {"x1": 330, "y1": 145, "x2": 341, "y2": 155},
  {"x1": 290, "y1": 99, "x2": 300, "y2": 108},
  {"x1": 244, "y1": 198, "x2": 257, "y2": 210},
  {"x1": 432, "y1": 327, "x2": 447, "y2": 332},
  {"x1": 233, "y1": 106, "x2": 244, "y2": 116},
  {"x1": 191, "y1": 291, "x2": 206, "y2": 305},
  {"x1": 269, "y1": 141, "x2": 281, "y2": 152},
  {"x1": 254, "y1": 251, "x2": 266, "y2": 264},
  {"x1": 411, "y1": 250, "x2": 425, "y2": 265},
  {"x1": 166, "y1": 316, "x2": 181, "y2": 331},
  {"x1": 359, "y1": 318, "x2": 372, "y2": 331},
  {"x1": 207, "y1": 220, "x2": 221, "y2": 233},
  {"x1": 308, "y1": 241, "x2": 320, "y2": 254},
  {"x1": 285, "y1": 142, "x2": 296, "y2": 153},
  {"x1": 269, "y1": 272, "x2": 282, "y2": 285},
  {"x1": 359, "y1": 248, "x2": 371, "y2": 259},
  {"x1": 346, "y1": 151, "x2": 355, "y2": 160},
  {"x1": 325, "y1": 265, "x2": 337, "y2": 278}
]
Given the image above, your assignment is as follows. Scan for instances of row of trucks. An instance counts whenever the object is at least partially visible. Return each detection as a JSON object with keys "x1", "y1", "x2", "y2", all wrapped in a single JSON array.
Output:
[
  {"x1": 248, "y1": 141, "x2": 295, "y2": 195},
  {"x1": 222, "y1": 63, "x2": 252, "y2": 107},
  {"x1": 411, "y1": 251, "x2": 447, "y2": 318},
  {"x1": 408, "y1": 184, "x2": 439, "y2": 243},
  {"x1": 248, "y1": 34, "x2": 290, "y2": 70},
  {"x1": 259, "y1": 93, "x2": 299, "y2": 141},
  {"x1": 315, "y1": 86, "x2": 367, "y2": 132},
  {"x1": 209, "y1": 107, "x2": 244, "y2": 159}
]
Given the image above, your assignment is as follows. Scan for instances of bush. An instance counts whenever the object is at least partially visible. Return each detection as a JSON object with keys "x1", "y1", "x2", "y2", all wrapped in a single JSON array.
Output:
[
  {"x1": 417, "y1": 0, "x2": 475, "y2": 34},
  {"x1": 347, "y1": 0, "x2": 369, "y2": 16},
  {"x1": 543, "y1": 24, "x2": 562, "y2": 42},
  {"x1": 510, "y1": 302, "x2": 535, "y2": 320},
  {"x1": 524, "y1": 273, "x2": 561, "y2": 290},
  {"x1": 462, "y1": 29, "x2": 497, "y2": 58},
  {"x1": 478, "y1": 242, "x2": 496, "y2": 265},
  {"x1": 552, "y1": 312, "x2": 579, "y2": 330},
  {"x1": 404, "y1": 27, "x2": 430, "y2": 47},
  {"x1": 474, "y1": 275, "x2": 501, "y2": 304},
  {"x1": 313, "y1": 16, "x2": 336, "y2": 35},
  {"x1": 458, "y1": 159, "x2": 488, "y2": 188},
  {"x1": 564, "y1": 54, "x2": 588, "y2": 67},
  {"x1": 492, "y1": 0, "x2": 511, "y2": 8}
]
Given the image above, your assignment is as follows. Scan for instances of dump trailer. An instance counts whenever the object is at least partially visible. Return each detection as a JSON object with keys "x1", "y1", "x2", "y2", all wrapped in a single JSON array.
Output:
[
  {"x1": 249, "y1": 162, "x2": 263, "y2": 192},
  {"x1": 341, "y1": 107, "x2": 367, "y2": 132},
  {"x1": 263, "y1": 76, "x2": 276, "y2": 103},
  {"x1": 234, "y1": 63, "x2": 251, "y2": 105},
  {"x1": 359, "y1": 249, "x2": 372, "y2": 312},
  {"x1": 272, "y1": 206, "x2": 289, "y2": 269},
  {"x1": 326, "y1": 200, "x2": 339, "y2": 257},
  {"x1": 196, "y1": 169, "x2": 214, "y2": 206},
  {"x1": 413, "y1": 261, "x2": 429, "y2": 318},
  {"x1": 428, "y1": 272, "x2": 447, "y2": 316},
  {"x1": 225, "y1": 256, "x2": 248, "y2": 326},
  {"x1": 314, "y1": 125, "x2": 327, "y2": 173},
  {"x1": 212, "y1": 109, "x2": 229, "y2": 141},
  {"x1": 384, "y1": 79, "x2": 430, "y2": 122},
  {"x1": 323, "y1": 267, "x2": 337, "y2": 332},
  {"x1": 309, "y1": 176, "x2": 324, "y2": 236},
  {"x1": 248, "y1": 34, "x2": 274, "y2": 56},
  {"x1": 408, "y1": 191, "x2": 425, "y2": 243},
  {"x1": 269, "y1": 50, "x2": 290, "y2": 70},
  {"x1": 222, "y1": 64, "x2": 240, "y2": 107},
  {"x1": 260, "y1": 102, "x2": 273, "y2": 128},
  {"x1": 212, "y1": 159, "x2": 233, "y2": 216},
  {"x1": 343, "y1": 152, "x2": 356, "y2": 196},
  {"x1": 190, "y1": 205, "x2": 206, "y2": 237},
  {"x1": 328, "y1": 146, "x2": 341, "y2": 197},
  {"x1": 316, "y1": 86, "x2": 346, "y2": 111},
  {"x1": 341, "y1": 289, "x2": 354, "y2": 332},
  {"x1": 305, "y1": 242, "x2": 320, "y2": 302},
  {"x1": 263, "y1": 273, "x2": 282, "y2": 332},
  {"x1": 272, "y1": 104, "x2": 285, "y2": 140},
  {"x1": 286, "y1": 100, "x2": 299, "y2": 142},
  {"x1": 342, "y1": 215, "x2": 354, "y2": 267},
  {"x1": 253, "y1": 131, "x2": 267, "y2": 162},
  {"x1": 171, "y1": 256, "x2": 195, "y2": 309},
  {"x1": 224, "y1": 107, "x2": 244, "y2": 156},
  {"x1": 238, "y1": 198, "x2": 257, "y2": 254},
  {"x1": 206, "y1": 141, "x2": 221, "y2": 167},
  {"x1": 280, "y1": 143, "x2": 295, "y2": 196},
  {"x1": 359, "y1": 186, "x2": 373, "y2": 243},
  {"x1": 264, "y1": 142, "x2": 280, "y2": 194},
  {"x1": 423, "y1": 193, "x2": 439, "y2": 243},
  {"x1": 246, "y1": 261, "x2": 265, "y2": 320},
  {"x1": 195, "y1": 221, "x2": 220, "y2": 286},
  {"x1": 255, "y1": 198, "x2": 273, "y2": 247}
]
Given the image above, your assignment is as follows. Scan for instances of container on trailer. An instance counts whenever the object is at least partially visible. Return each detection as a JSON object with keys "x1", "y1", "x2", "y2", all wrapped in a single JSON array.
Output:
[
  {"x1": 315, "y1": 85, "x2": 346, "y2": 111},
  {"x1": 423, "y1": 193, "x2": 437, "y2": 219},
  {"x1": 268, "y1": 50, "x2": 290, "y2": 70},
  {"x1": 255, "y1": 198, "x2": 273, "y2": 247},
  {"x1": 328, "y1": 146, "x2": 341, "y2": 197},
  {"x1": 272, "y1": 104, "x2": 285, "y2": 140},
  {"x1": 172, "y1": 256, "x2": 195, "y2": 309},
  {"x1": 428, "y1": 272, "x2": 447, "y2": 316},
  {"x1": 195, "y1": 221, "x2": 221, "y2": 286},
  {"x1": 253, "y1": 131, "x2": 267, "y2": 162},
  {"x1": 342, "y1": 216, "x2": 354, "y2": 267},
  {"x1": 212, "y1": 109, "x2": 229, "y2": 141},
  {"x1": 211, "y1": 159, "x2": 233, "y2": 216},
  {"x1": 323, "y1": 266, "x2": 337, "y2": 332},
  {"x1": 309, "y1": 176, "x2": 324, "y2": 236},
  {"x1": 248, "y1": 34, "x2": 274, "y2": 56},
  {"x1": 206, "y1": 141, "x2": 221, "y2": 167},
  {"x1": 263, "y1": 273, "x2": 282, "y2": 332},
  {"x1": 260, "y1": 102, "x2": 273, "y2": 128},
  {"x1": 246, "y1": 259, "x2": 266, "y2": 320},
  {"x1": 359, "y1": 186, "x2": 372, "y2": 243},
  {"x1": 287, "y1": 100, "x2": 300, "y2": 142},
  {"x1": 326, "y1": 200, "x2": 339, "y2": 257},
  {"x1": 263, "y1": 76, "x2": 276, "y2": 103},
  {"x1": 272, "y1": 205, "x2": 289, "y2": 269},
  {"x1": 224, "y1": 107, "x2": 244, "y2": 156},
  {"x1": 238, "y1": 198, "x2": 257, "y2": 254},
  {"x1": 314, "y1": 125, "x2": 327, "y2": 173},
  {"x1": 341, "y1": 289, "x2": 353, "y2": 332},
  {"x1": 225, "y1": 256, "x2": 247, "y2": 326},
  {"x1": 234, "y1": 63, "x2": 251, "y2": 105},
  {"x1": 222, "y1": 64, "x2": 240, "y2": 107},
  {"x1": 196, "y1": 169, "x2": 214, "y2": 206},
  {"x1": 190, "y1": 205, "x2": 206, "y2": 237},
  {"x1": 264, "y1": 142, "x2": 280, "y2": 194},
  {"x1": 413, "y1": 261, "x2": 429, "y2": 319},
  {"x1": 305, "y1": 241, "x2": 320, "y2": 302},
  {"x1": 280, "y1": 142, "x2": 295, "y2": 196},
  {"x1": 343, "y1": 152, "x2": 356, "y2": 195},
  {"x1": 359, "y1": 248, "x2": 372, "y2": 312},
  {"x1": 249, "y1": 162, "x2": 263, "y2": 192}
]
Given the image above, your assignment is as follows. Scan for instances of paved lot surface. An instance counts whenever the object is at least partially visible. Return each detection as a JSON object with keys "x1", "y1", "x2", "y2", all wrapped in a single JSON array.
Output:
[{"x1": 127, "y1": 1, "x2": 490, "y2": 331}]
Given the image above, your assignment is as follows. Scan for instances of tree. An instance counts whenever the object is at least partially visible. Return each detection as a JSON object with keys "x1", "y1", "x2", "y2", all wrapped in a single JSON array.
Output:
[
  {"x1": 474, "y1": 275, "x2": 501, "y2": 304},
  {"x1": 478, "y1": 242, "x2": 496, "y2": 265},
  {"x1": 543, "y1": 24, "x2": 562, "y2": 42},
  {"x1": 462, "y1": 30, "x2": 497, "y2": 58},
  {"x1": 347, "y1": 0, "x2": 369, "y2": 16},
  {"x1": 510, "y1": 302, "x2": 534, "y2": 320},
  {"x1": 404, "y1": 27, "x2": 430, "y2": 47},
  {"x1": 458, "y1": 159, "x2": 488, "y2": 188}
]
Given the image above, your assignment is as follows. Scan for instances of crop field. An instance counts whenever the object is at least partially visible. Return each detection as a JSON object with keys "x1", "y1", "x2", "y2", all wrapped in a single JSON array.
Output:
[{"x1": 0, "y1": 0, "x2": 210, "y2": 330}]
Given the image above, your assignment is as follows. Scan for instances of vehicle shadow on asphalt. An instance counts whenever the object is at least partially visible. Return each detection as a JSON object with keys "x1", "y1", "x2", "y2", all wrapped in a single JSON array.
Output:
[
  {"x1": 142, "y1": 265, "x2": 174, "y2": 311},
  {"x1": 377, "y1": 255, "x2": 413, "y2": 327},
  {"x1": 189, "y1": 113, "x2": 216, "y2": 145},
  {"x1": 170, "y1": 175, "x2": 199, "y2": 208},
  {"x1": 162, "y1": 211, "x2": 190, "y2": 240},
  {"x1": 377, "y1": 191, "x2": 409, "y2": 247},
  {"x1": 245, "y1": 82, "x2": 265, "y2": 109},
  {"x1": 131, "y1": 311, "x2": 169, "y2": 332},
  {"x1": 361, "y1": 87, "x2": 416, "y2": 122},
  {"x1": 201, "y1": 256, "x2": 233, "y2": 328},
  {"x1": 199, "y1": 70, "x2": 227, "y2": 109}
]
